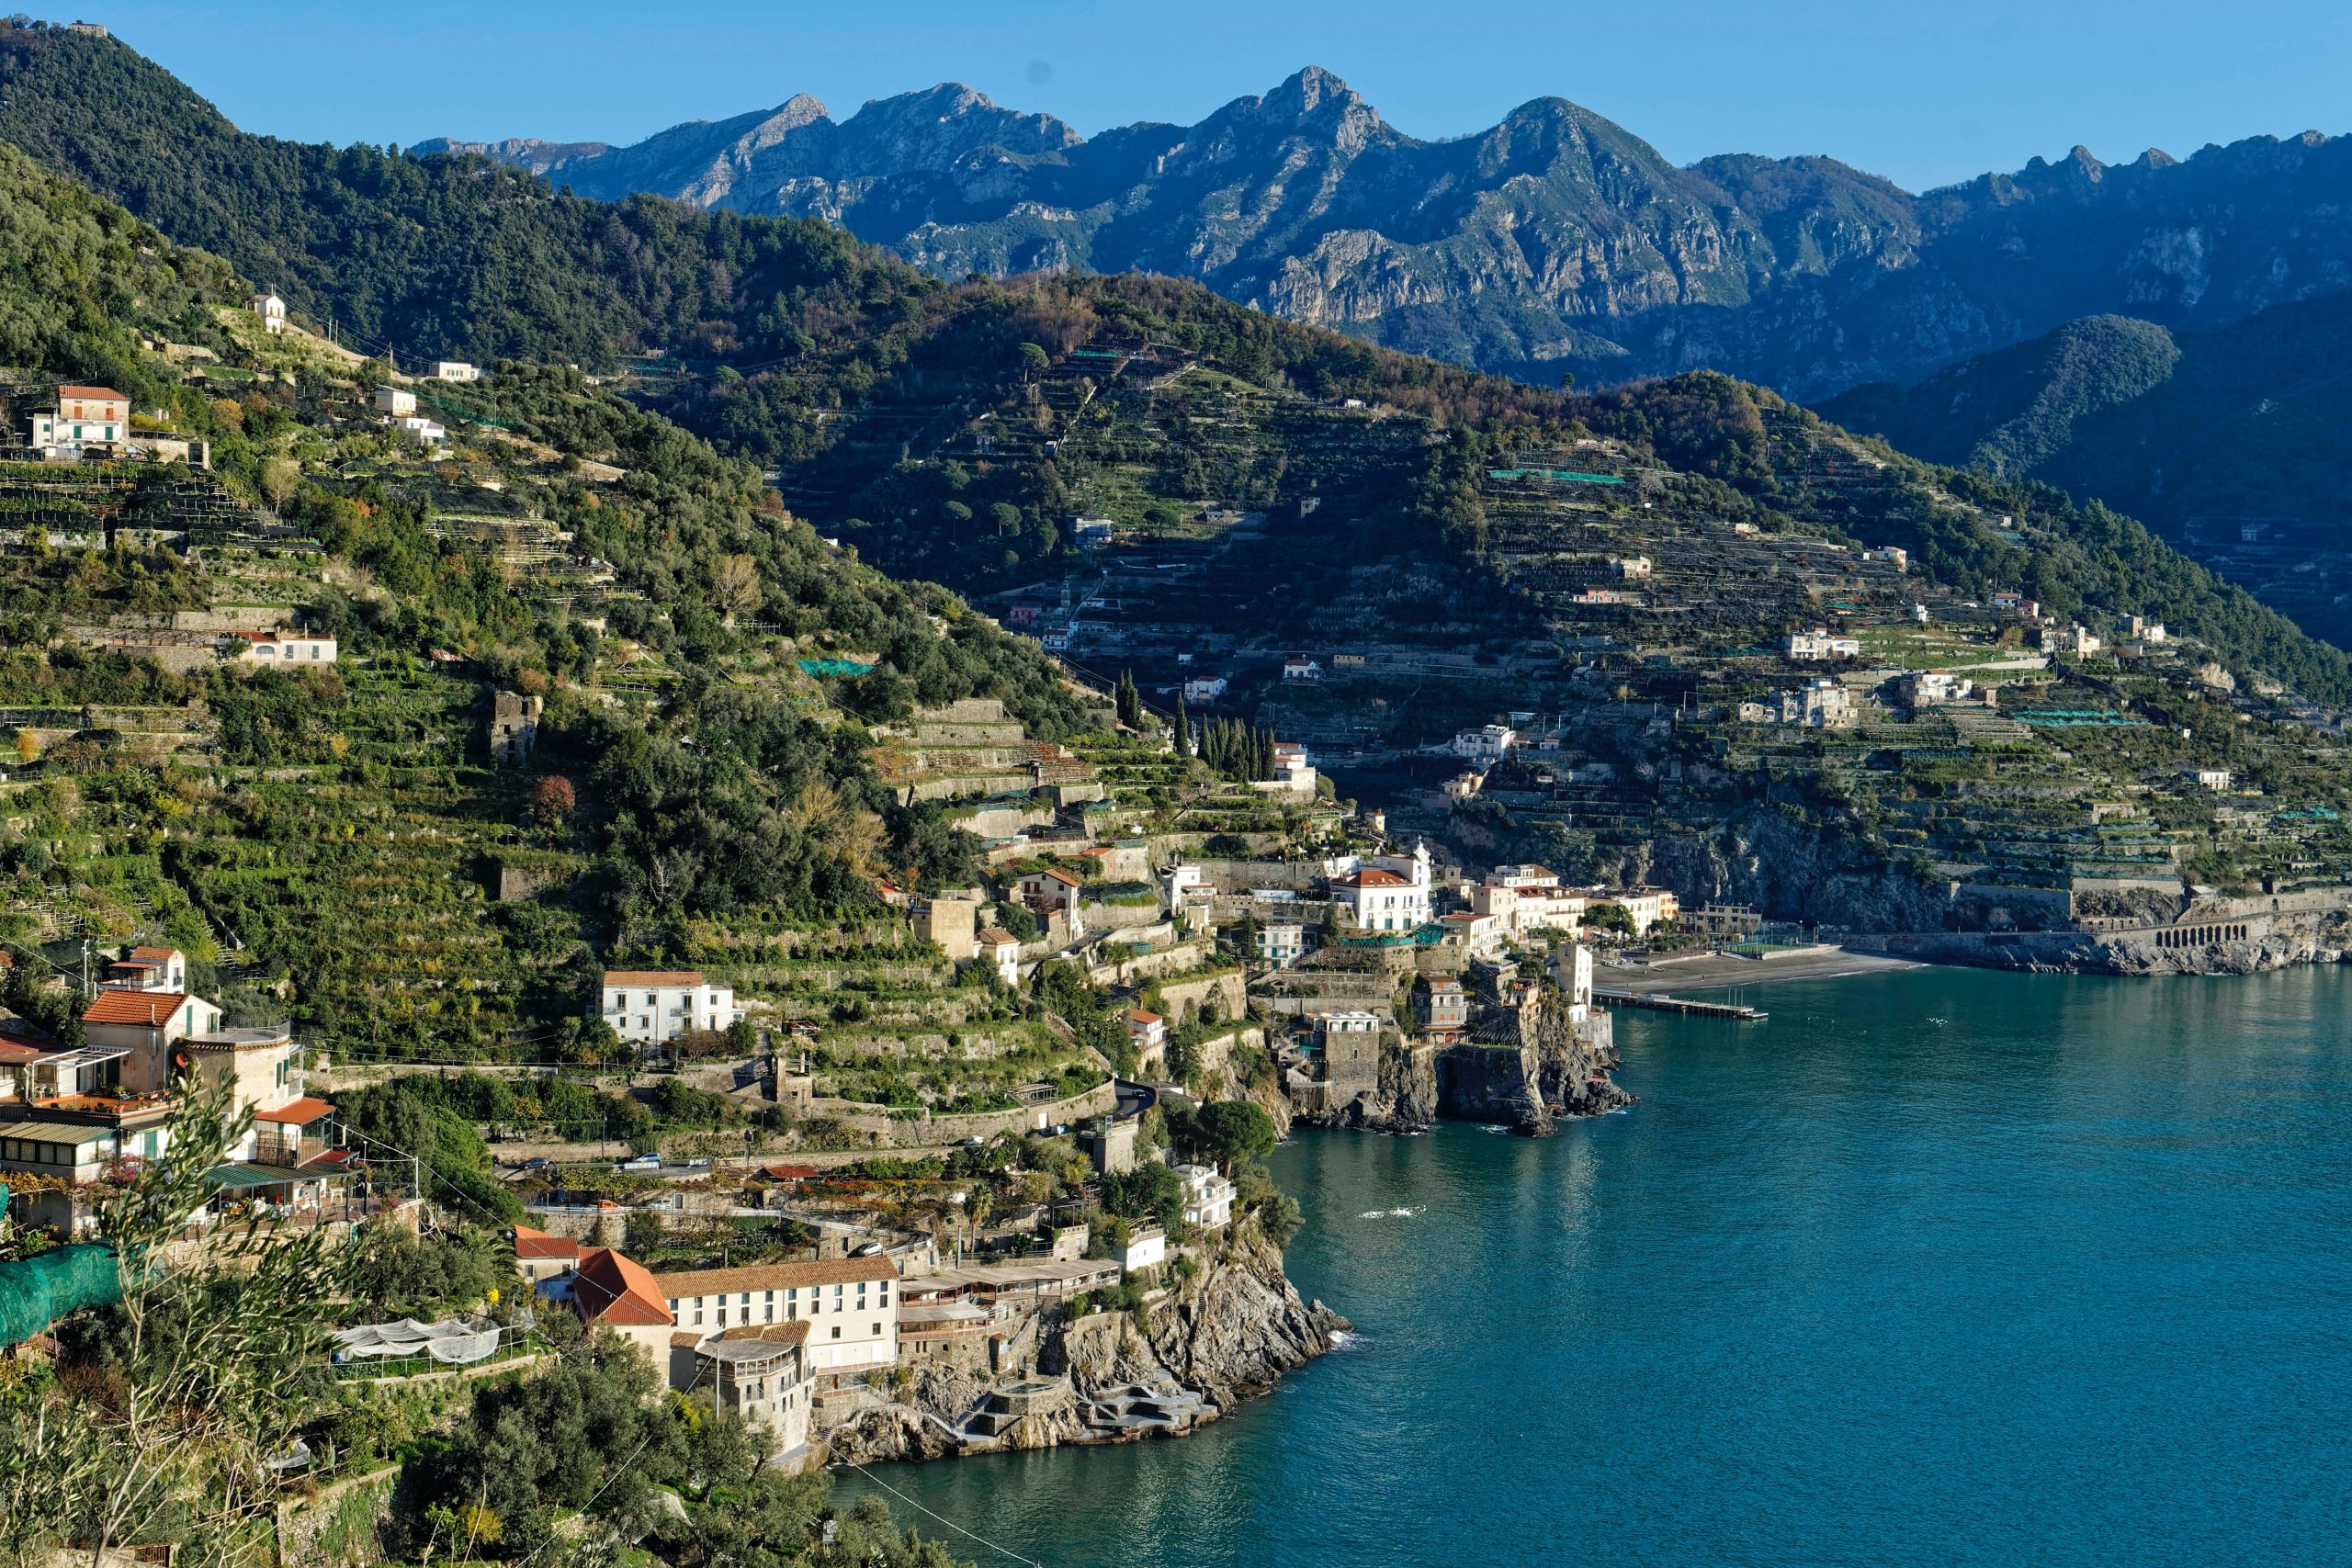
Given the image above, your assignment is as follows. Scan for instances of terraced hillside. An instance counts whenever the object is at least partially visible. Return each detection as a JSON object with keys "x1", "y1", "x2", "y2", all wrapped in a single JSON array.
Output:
[{"x1": 0, "y1": 143, "x2": 1093, "y2": 1066}]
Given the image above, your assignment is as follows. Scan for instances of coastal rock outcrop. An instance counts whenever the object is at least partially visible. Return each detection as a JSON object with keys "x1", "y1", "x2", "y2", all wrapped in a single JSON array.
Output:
[
  {"x1": 1300, "y1": 1039, "x2": 1440, "y2": 1134},
  {"x1": 825, "y1": 1231, "x2": 1346, "y2": 1466},
  {"x1": 1438, "y1": 998, "x2": 1630, "y2": 1134}
]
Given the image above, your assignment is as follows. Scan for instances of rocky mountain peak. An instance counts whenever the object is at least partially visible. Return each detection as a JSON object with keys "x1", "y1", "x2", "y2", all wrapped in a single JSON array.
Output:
[{"x1": 835, "y1": 83, "x2": 1080, "y2": 171}]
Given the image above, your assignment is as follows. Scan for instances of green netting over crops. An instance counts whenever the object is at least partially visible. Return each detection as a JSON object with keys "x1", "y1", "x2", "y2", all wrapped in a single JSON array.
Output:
[
  {"x1": 797, "y1": 658, "x2": 876, "y2": 678},
  {"x1": 0, "y1": 1244, "x2": 122, "y2": 1347}
]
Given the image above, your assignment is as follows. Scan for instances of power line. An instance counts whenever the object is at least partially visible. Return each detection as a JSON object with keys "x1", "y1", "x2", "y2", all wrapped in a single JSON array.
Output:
[{"x1": 838, "y1": 1458, "x2": 1046, "y2": 1567}]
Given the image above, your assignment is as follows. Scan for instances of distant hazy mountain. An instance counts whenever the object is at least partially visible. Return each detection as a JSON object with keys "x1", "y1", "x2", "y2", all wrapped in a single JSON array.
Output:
[{"x1": 422, "y1": 69, "x2": 2352, "y2": 396}]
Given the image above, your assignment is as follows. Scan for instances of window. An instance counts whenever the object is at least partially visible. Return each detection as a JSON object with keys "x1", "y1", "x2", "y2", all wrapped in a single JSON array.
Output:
[
  {"x1": 872, "y1": 1323, "x2": 880, "y2": 1336},
  {"x1": 831, "y1": 1326, "x2": 841, "y2": 1339}
]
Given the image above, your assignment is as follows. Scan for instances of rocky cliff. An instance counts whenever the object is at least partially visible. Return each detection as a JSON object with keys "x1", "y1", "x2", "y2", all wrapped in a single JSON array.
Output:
[
  {"x1": 826, "y1": 1231, "x2": 1345, "y2": 1465},
  {"x1": 1295, "y1": 1039, "x2": 1441, "y2": 1134},
  {"x1": 1438, "y1": 998, "x2": 1631, "y2": 1134}
]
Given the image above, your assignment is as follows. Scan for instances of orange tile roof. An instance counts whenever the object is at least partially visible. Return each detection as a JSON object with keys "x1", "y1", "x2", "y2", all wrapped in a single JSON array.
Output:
[
  {"x1": 1340, "y1": 868, "x2": 1410, "y2": 888},
  {"x1": 58, "y1": 385, "x2": 127, "y2": 401},
  {"x1": 83, "y1": 990, "x2": 190, "y2": 1026},
  {"x1": 254, "y1": 1095, "x2": 334, "y2": 1123},
  {"x1": 573, "y1": 1247, "x2": 672, "y2": 1326},
  {"x1": 514, "y1": 1224, "x2": 582, "y2": 1262},
  {"x1": 976, "y1": 927, "x2": 1017, "y2": 946},
  {"x1": 1125, "y1": 1009, "x2": 1163, "y2": 1025},
  {"x1": 602, "y1": 970, "x2": 705, "y2": 987},
  {"x1": 650, "y1": 1256, "x2": 898, "y2": 1299},
  {"x1": 1029, "y1": 868, "x2": 1080, "y2": 887},
  {"x1": 129, "y1": 946, "x2": 182, "y2": 962}
]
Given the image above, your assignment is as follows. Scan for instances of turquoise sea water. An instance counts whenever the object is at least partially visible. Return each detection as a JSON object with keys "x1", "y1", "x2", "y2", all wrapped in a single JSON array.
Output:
[{"x1": 841, "y1": 966, "x2": 2352, "y2": 1565}]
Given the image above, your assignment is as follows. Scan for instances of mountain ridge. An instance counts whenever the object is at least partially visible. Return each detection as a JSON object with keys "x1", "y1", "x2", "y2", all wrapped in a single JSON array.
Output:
[{"x1": 414, "y1": 65, "x2": 2352, "y2": 397}]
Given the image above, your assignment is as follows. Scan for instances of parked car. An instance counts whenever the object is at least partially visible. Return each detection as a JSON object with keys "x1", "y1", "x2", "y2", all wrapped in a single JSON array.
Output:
[
  {"x1": 619, "y1": 1156, "x2": 660, "y2": 1172},
  {"x1": 521, "y1": 1156, "x2": 549, "y2": 1171},
  {"x1": 684, "y1": 1156, "x2": 712, "y2": 1168},
  {"x1": 849, "y1": 1242, "x2": 885, "y2": 1257}
]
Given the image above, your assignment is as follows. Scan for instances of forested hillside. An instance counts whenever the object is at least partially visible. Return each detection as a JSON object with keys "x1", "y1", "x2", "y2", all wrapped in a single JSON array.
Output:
[
  {"x1": 0, "y1": 19, "x2": 934, "y2": 370},
  {"x1": 1821, "y1": 296, "x2": 2352, "y2": 646}
]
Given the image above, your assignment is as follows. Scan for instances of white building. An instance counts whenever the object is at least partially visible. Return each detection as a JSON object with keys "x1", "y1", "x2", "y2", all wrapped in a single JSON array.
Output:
[
  {"x1": 429, "y1": 361, "x2": 482, "y2": 382},
  {"x1": 251, "y1": 293, "x2": 287, "y2": 334},
  {"x1": 599, "y1": 970, "x2": 740, "y2": 1045},
  {"x1": 1175, "y1": 1164, "x2": 1237, "y2": 1230},
  {"x1": 1124, "y1": 1008, "x2": 1168, "y2": 1064},
  {"x1": 231, "y1": 628, "x2": 338, "y2": 666},
  {"x1": 1897, "y1": 671, "x2": 1974, "y2": 708},
  {"x1": 392, "y1": 415, "x2": 448, "y2": 446},
  {"x1": 1783, "y1": 629, "x2": 1862, "y2": 661},
  {"x1": 373, "y1": 386, "x2": 416, "y2": 416},
  {"x1": 1254, "y1": 741, "x2": 1317, "y2": 796},
  {"x1": 975, "y1": 926, "x2": 1022, "y2": 987},
  {"x1": 2192, "y1": 767, "x2": 2233, "y2": 791},
  {"x1": 1587, "y1": 887, "x2": 1680, "y2": 935},
  {"x1": 1255, "y1": 922, "x2": 1306, "y2": 969},
  {"x1": 103, "y1": 945, "x2": 187, "y2": 993},
  {"x1": 1451, "y1": 725, "x2": 1517, "y2": 764},
  {"x1": 1555, "y1": 942, "x2": 1596, "y2": 1022},
  {"x1": 1072, "y1": 516, "x2": 1114, "y2": 547},
  {"x1": 1491, "y1": 864, "x2": 1560, "y2": 891},
  {"x1": 1182, "y1": 675, "x2": 1228, "y2": 703},
  {"x1": 695, "y1": 1325, "x2": 816, "y2": 1457},
  {"x1": 654, "y1": 1257, "x2": 899, "y2": 1379},
  {"x1": 30, "y1": 385, "x2": 130, "y2": 451},
  {"x1": 1121, "y1": 1226, "x2": 1168, "y2": 1272},
  {"x1": 1330, "y1": 840, "x2": 1433, "y2": 932},
  {"x1": 1610, "y1": 555, "x2": 1653, "y2": 580},
  {"x1": 1282, "y1": 656, "x2": 1323, "y2": 682}
]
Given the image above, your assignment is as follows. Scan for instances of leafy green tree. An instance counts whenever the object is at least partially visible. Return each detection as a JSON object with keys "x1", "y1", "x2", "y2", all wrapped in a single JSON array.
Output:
[
  {"x1": 1171, "y1": 1099, "x2": 1276, "y2": 1174},
  {"x1": 0, "y1": 1077, "x2": 345, "y2": 1563}
]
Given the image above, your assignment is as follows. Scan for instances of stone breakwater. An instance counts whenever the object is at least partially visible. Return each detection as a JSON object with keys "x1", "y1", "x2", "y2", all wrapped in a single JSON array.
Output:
[
  {"x1": 825, "y1": 1233, "x2": 1347, "y2": 1466},
  {"x1": 1844, "y1": 900, "x2": 2352, "y2": 978}
]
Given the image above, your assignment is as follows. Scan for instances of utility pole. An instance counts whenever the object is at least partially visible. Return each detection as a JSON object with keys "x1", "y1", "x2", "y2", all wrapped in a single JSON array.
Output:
[{"x1": 80, "y1": 939, "x2": 91, "y2": 998}]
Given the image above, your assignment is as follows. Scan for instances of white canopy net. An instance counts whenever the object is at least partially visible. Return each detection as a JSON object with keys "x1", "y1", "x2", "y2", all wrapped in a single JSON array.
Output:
[{"x1": 332, "y1": 1316, "x2": 504, "y2": 1364}]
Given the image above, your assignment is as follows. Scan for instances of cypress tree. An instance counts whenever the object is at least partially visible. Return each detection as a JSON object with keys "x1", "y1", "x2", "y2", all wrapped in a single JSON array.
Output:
[{"x1": 1173, "y1": 693, "x2": 1191, "y2": 757}]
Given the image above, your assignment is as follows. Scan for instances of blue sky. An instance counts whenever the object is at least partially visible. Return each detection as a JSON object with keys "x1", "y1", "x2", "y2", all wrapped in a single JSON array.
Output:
[{"x1": 81, "y1": 0, "x2": 2352, "y2": 193}]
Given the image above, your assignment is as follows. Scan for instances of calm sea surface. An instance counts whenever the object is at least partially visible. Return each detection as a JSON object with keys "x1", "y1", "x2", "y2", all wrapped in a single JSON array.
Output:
[{"x1": 841, "y1": 966, "x2": 2352, "y2": 1566}]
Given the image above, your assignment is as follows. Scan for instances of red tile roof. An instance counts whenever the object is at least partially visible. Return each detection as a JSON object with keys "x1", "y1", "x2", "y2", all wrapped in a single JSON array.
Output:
[
  {"x1": 1125, "y1": 1009, "x2": 1163, "y2": 1025},
  {"x1": 602, "y1": 971, "x2": 705, "y2": 987},
  {"x1": 254, "y1": 1095, "x2": 334, "y2": 1124},
  {"x1": 573, "y1": 1247, "x2": 672, "y2": 1326},
  {"x1": 1340, "y1": 868, "x2": 1410, "y2": 888},
  {"x1": 83, "y1": 990, "x2": 190, "y2": 1026},
  {"x1": 1029, "y1": 868, "x2": 1080, "y2": 887},
  {"x1": 129, "y1": 946, "x2": 182, "y2": 962},
  {"x1": 514, "y1": 1224, "x2": 582, "y2": 1262},
  {"x1": 58, "y1": 386, "x2": 127, "y2": 401}
]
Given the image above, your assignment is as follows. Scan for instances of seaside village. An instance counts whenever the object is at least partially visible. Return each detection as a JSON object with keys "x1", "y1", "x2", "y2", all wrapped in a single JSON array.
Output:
[
  {"x1": 0, "y1": 682, "x2": 1659, "y2": 1463},
  {"x1": 11, "y1": 285, "x2": 2352, "y2": 1481}
]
